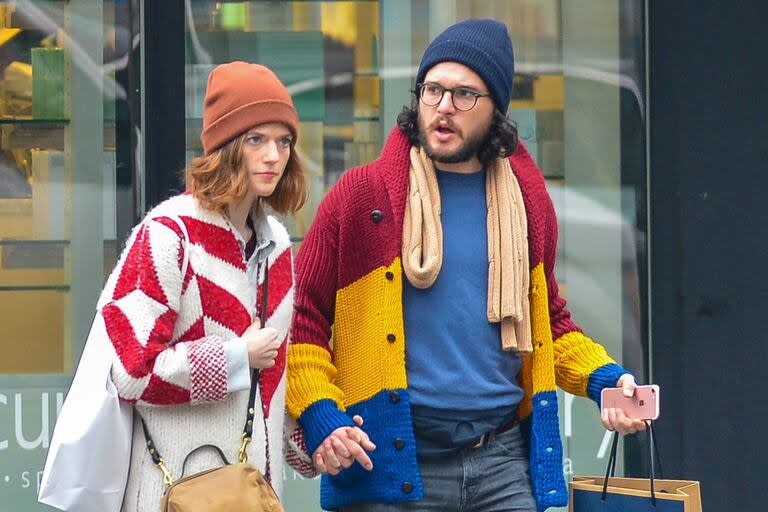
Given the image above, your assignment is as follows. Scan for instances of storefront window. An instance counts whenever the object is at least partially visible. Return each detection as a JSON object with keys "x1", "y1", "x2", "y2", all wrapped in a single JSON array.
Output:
[
  {"x1": 0, "y1": 1, "x2": 645, "y2": 510},
  {"x1": 186, "y1": 2, "x2": 646, "y2": 510},
  {"x1": 0, "y1": 1, "x2": 137, "y2": 509}
]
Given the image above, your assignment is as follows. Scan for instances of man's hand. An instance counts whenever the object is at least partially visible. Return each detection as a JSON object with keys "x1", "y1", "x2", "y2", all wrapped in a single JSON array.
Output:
[
  {"x1": 313, "y1": 415, "x2": 377, "y2": 475},
  {"x1": 600, "y1": 374, "x2": 648, "y2": 435}
]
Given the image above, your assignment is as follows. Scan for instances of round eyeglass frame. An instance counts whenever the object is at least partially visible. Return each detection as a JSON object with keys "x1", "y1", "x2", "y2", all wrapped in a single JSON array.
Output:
[{"x1": 416, "y1": 82, "x2": 491, "y2": 112}]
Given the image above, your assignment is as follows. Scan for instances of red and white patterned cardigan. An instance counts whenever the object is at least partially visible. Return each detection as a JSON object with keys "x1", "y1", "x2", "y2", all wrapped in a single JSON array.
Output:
[{"x1": 96, "y1": 194, "x2": 312, "y2": 508}]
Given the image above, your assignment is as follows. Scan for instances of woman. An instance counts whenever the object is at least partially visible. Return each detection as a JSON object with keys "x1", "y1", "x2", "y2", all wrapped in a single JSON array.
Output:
[{"x1": 97, "y1": 62, "x2": 311, "y2": 510}]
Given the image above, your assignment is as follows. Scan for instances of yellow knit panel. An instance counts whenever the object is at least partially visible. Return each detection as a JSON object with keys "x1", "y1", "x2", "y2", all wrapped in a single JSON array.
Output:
[
  {"x1": 553, "y1": 330, "x2": 617, "y2": 397},
  {"x1": 334, "y1": 259, "x2": 407, "y2": 406},
  {"x1": 517, "y1": 353, "x2": 533, "y2": 420},
  {"x1": 287, "y1": 343, "x2": 346, "y2": 418},
  {"x1": 530, "y1": 262, "x2": 557, "y2": 394}
]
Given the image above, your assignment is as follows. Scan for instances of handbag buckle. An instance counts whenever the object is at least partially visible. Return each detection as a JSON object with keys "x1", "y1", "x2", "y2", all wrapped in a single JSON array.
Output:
[
  {"x1": 157, "y1": 458, "x2": 173, "y2": 486},
  {"x1": 239, "y1": 433, "x2": 251, "y2": 463}
]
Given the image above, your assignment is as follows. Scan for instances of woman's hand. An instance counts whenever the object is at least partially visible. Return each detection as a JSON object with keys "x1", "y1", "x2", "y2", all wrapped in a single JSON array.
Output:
[{"x1": 241, "y1": 323, "x2": 281, "y2": 368}]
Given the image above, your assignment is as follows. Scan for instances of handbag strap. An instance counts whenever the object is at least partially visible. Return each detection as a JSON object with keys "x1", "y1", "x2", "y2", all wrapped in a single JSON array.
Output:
[
  {"x1": 141, "y1": 254, "x2": 271, "y2": 487},
  {"x1": 238, "y1": 260, "x2": 273, "y2": 485},
  {"x1": 601, "y1": 420, "x2": 664, "y2": 506}
]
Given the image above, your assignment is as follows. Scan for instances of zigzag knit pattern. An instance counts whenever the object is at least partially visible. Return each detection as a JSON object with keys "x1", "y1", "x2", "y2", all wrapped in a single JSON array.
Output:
[
  {"x1": 288, "y1": 128, "x2": 625, "y2": 511},
  {"x1": 96, "y1": 194, "x2": 314, "y2": 510}
]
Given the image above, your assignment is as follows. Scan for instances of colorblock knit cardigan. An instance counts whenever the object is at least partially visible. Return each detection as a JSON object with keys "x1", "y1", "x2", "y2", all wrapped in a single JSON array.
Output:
[
  {"x1": 96, "y1": 194, "x2": 313, "y2": 511},
  {"x1": 287, "y1": 128, "x2": 626, "y2": 511}
]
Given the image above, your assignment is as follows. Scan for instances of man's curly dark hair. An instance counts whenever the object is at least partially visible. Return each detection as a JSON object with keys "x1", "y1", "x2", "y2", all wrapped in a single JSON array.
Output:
[{"x1": 395, "y1": 96, "x2": 519, "y2": 168}]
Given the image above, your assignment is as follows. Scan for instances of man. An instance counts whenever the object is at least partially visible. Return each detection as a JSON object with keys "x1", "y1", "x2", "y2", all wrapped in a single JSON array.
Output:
[{"x1": 287, "y1": 19, "x2": 645, "y2": 512}]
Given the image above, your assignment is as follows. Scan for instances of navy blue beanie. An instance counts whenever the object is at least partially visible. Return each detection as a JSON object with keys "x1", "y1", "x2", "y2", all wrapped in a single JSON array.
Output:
[{"x1": 416, "y1": 19, "x2": 515, "y2": 113}]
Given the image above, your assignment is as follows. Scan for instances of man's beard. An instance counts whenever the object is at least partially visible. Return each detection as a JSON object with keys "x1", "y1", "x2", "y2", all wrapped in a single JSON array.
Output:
[{"x1": 417, "y1": 119, "x2": 488, "y2": 164}]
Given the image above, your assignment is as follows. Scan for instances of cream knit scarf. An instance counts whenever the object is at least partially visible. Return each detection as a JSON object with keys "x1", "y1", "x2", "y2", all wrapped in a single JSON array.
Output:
[{"x1": 402, "y1": 146, "x2": 532, "y2": 353}]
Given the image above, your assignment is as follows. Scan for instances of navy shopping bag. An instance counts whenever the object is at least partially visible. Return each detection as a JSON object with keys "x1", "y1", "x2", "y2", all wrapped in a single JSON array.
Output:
[{"x1": 569, "y1": 423, "x2": 701, "y2": 511}]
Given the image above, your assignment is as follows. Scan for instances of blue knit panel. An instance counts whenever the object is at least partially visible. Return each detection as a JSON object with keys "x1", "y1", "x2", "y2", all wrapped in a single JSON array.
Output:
[
  {"x1": 527, "y1": 390, "x2": 568, "y2": 511},
  {"x1": 299, "y1": 399, "x2": 357, "y2": 455},
  {"x1": 587, "y1": 363, "x2": 629, "y2": 405},
  {"x1": 319, "y1": 389, "x2": 423, "y2": 510}
]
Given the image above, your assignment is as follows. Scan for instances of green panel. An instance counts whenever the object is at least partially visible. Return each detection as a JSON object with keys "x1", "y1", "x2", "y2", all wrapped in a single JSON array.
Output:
[
  {"x1": 103, "y1": 71, "x2": 116, "y2": 122},
  {"x1": 0, "y1": 377, "x2": 71, "y2": 511},
  {"x1": 283, "y1": 471, "x2": 322, "y2": 511},
  {"x1": 31, "y1": 48, "x2": 65, "y2": 120},
  {"x1": 220, "y1": 3, "x2": 247, "y2": 31}
]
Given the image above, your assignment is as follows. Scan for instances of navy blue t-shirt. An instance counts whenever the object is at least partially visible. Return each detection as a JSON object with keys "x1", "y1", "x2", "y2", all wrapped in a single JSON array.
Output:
[{"x1": 404, "y1": 168, "x2": 524, "y2": 457}]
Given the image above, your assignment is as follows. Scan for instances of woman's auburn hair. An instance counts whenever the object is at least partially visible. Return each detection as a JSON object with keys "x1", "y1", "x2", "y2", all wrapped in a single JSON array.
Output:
[{"x1": 186, "y1": 132, "x2": 309, "y2": 215}]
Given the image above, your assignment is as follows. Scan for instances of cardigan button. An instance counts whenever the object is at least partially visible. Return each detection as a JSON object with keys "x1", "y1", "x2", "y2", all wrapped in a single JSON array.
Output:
[
  {"x1": 371, "y1": 209, "x2": 383, "y2": 223},
  {"x1": 393, "y1": 438, "x2": 405, "y2": 450},
  {"x1": 402, "y1": 482, "x2": 414, "y2": 494},
  {"x1": 385, "y1": 271, "x2": 394, "y2": 281},
  {"x1": 387, "y1": 333, "x2": 396, "y2": 343},
  {"x1": 389, "y1": 391, "x2": 401, "y2": 404}
]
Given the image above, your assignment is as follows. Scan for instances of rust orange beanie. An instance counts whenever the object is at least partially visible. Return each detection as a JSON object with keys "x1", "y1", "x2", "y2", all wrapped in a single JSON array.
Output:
[{"x1": 201, "y1": 61, "x2": 298, "y2": 155}]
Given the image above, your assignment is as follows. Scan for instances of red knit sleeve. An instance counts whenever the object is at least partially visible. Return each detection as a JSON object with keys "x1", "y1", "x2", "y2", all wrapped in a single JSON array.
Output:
[{"x1": 102, "y1": 217, "x2": 231, "y2": 406}]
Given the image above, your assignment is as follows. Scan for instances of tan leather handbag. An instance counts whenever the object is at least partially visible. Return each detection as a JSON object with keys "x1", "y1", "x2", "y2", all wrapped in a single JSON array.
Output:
[
  {"x1": 140, "y1": 261, "x2": 283, "y2": 512},
  {"x1": 158, "y1": 447, "x2": 282, "y2": 512}
]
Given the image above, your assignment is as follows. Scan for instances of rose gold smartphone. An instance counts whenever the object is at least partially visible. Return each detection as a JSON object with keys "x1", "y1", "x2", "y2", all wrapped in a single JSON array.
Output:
[{"x1": 600, "y1": 384, "x2": 660, "y2": 420}]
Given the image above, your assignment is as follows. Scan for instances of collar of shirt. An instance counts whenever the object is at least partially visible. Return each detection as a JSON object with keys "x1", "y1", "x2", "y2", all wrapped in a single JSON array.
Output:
[{"x1": 225, "y1": 200, "x2": 276, "y2": 265}]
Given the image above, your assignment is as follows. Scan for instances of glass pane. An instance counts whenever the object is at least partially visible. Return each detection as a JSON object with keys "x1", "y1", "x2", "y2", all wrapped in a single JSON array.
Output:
[
  {"x1": 0, "y1": 1, "x2": 137, "y2": 509},
  {"x1": 185, "y1": 3, "x2": 386, "y2": 507},
  {"x1": 184, "y1": 1, "x2": 646, "y2": 510},
  {"x1": 185, "y1": 1, "x2": 381, "y2": 248}
]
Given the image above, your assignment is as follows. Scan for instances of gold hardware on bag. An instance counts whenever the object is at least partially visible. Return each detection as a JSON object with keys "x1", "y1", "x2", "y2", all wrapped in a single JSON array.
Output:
[
  {"x1": 157, "y1": 459, "x2": 173, "y2": 486},
  {"x1": 239, "y1": 433, "x2": 251, "y2": 463}
]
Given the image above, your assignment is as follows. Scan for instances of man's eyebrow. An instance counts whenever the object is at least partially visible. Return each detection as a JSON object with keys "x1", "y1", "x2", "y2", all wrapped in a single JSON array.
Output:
[{"x1": 425, "y1": 80, "x2": 486, "y2": 92}]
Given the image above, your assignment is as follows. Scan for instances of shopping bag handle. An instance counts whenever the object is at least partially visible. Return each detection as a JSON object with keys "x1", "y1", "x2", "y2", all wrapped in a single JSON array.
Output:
[{"x1": 601, "y1": 420, "x2": 663, "y2": 506}]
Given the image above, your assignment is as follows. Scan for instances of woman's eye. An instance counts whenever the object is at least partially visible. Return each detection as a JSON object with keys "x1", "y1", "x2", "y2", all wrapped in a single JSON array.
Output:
[
  {"x1": 279, "y1": 137, "x2": 293, "y2": 148},
  {"x1": 456, "y1": 88, "x2": 475, "y2": 98},
  {"x1": 246, "y1": 135, "x2": 262, "y2": 144}
]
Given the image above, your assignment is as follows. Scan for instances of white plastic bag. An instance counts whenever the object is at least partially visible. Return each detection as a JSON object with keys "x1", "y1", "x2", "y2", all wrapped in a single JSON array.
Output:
[
  {"x1": 38, "y1": 214, "x2": 189, "y2": 511},
  {"x1": 38, "y1": 313, "x2": 133, "y2": 511}
]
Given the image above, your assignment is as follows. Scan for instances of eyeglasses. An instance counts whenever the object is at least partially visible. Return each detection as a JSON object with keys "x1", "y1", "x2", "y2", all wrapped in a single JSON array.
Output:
[{"x1": 416, "y1": 82, "x2": 491, "y2": 112}]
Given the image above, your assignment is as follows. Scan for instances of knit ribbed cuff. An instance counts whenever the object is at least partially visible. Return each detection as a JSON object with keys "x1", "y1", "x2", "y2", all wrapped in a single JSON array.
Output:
[
  {"x1": 587, "y1": 363, "x2": 630, "y2": 405},
  {"x1": 299, "y1": 399, "x2": 356, "y2": 455}
]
